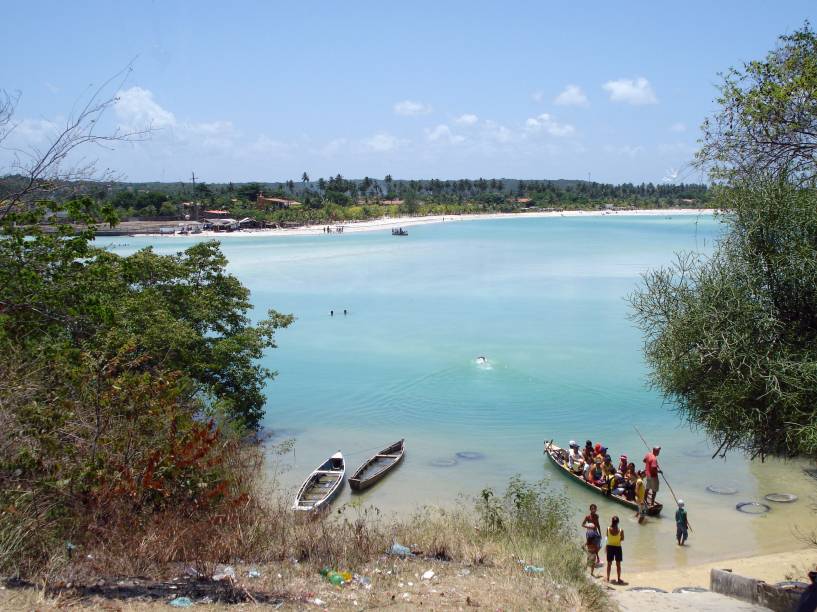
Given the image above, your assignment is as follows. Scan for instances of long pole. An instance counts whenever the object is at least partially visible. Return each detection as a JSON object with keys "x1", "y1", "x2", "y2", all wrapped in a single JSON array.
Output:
[{"x1": 633, "y1": 425, "x2": 692, "y2": 530}]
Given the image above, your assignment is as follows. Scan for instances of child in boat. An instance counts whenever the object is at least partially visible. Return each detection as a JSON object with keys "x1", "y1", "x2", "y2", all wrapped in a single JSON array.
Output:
[
  {"x1": 624, "y1": 464, "x2": 637, "y2": 500},
  {"x1": 589, "y1": 457, "x2": 605, "y2": 486},
  {"x1": 583, "y1": 440, "x2": 594, "y2": 464},
  {"x1": 616, "y1": 455, "x2": 628, "y2": 477}
]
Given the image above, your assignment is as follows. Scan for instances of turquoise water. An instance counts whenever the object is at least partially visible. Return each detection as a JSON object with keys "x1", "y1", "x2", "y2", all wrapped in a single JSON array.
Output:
[{"x1": 99, "y1": 214, "x2": 814, "y2": 571}]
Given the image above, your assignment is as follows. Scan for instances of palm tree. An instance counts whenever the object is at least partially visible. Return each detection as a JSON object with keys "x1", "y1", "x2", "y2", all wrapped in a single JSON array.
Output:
[{"x1": 302, "y1": 172, "x2": 309, "y2": 184}]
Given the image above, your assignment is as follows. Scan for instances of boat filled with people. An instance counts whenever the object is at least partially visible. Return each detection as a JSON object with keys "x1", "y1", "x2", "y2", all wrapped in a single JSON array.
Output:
[{"x1": 544, "y1": 440, "x2": 663, "y2": 517}]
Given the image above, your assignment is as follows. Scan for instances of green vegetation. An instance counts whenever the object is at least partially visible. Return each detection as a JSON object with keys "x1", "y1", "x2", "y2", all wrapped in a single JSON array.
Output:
[
  {"x1": 0, "y1": 187, "x2": 292, "y2": 574},
  {"x1": 631, "y1": 23, "x2": 817, "y2": 459},
  {"x1": 697, "y1": 22, "x2": 817, "y2": 185},
  {"x1": 0, "y1": 86, "x2": 600, "y2": 611},
  {"x1": 0, "y1": 173, "x2": 710, "y2": 228}
]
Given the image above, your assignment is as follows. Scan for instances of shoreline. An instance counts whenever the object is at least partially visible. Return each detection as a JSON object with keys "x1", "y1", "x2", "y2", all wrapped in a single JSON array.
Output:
[
  {"x1": 618, "y1": 546, "x2": 815, "y2": 592},
  {"x1": 144, "y1": 208, "x2": 716, "y2": 239}
]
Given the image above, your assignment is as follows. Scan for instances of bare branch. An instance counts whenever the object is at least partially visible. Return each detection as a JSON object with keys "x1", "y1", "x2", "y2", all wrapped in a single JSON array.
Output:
[{"x1": 0, "y1": 64, "x2": 153, "y2": 224}]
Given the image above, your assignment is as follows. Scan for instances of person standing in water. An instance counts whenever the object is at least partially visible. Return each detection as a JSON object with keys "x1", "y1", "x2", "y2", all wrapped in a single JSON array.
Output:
[
  {"x1": 675, "y1": 500, "x2": 689, "y2": 546},
  {"x1": 605, "y1": 516, "x2": 624, "y2": 584}
]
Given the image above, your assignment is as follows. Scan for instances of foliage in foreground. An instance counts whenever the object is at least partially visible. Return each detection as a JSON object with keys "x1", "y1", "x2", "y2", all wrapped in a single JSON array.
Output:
[
  {"x1": 630, "y1": 179, "x2": 817, "y2": 458},
  {"x1": 0, "y1": 198, "x2": 293, "y2": 430},
  {"x1": 697, "y1": 21, "x2": 817, "y2": 185},
  {"x1": 0, "y1": 196, "x2": 291, "y2": 575}
]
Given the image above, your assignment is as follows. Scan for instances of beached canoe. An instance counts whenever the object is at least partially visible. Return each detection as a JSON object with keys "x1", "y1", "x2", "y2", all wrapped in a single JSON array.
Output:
[
  {"x1": 544, "y1": 441, "x2": 663, "y2": 517},
  {"x1": 349, "y1": 439, "x2": 405, "y2": 491},
  {"x1": 293, "y1": 451, "x2": 345, "y2": 511}
]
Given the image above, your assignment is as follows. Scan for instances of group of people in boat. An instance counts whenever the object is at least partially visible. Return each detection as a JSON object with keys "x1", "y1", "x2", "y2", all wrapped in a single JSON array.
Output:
[{"x1": 563, "y1": 440, "x2": 663, "y2": 516}]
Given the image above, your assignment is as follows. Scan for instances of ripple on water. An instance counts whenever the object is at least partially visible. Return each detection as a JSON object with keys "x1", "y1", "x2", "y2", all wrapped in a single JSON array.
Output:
[
  {"x1": 456, "y1": 451, "x2": 486, "y2": 460},
  {"x1": 430, "y1": 458, "x2": 458, "y2": 468}
]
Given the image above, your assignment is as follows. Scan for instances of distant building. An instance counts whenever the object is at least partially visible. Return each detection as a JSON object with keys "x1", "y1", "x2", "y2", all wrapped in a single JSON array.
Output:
[
  {"x1": 515, "y1": 197, "x2": 532, "y2": 204},
  {"x1": 203, "y1": 209, "x2": 230, "y2": 217},
  {"x1": 256, "y1": 192, "x2": 300, "y2": 210},
  {"x1": 238, "y1": 217, "x2": 262, "y2": 229},
  {"x1": 206, "y1": 218, "x2": 238, "y2": 231},
  {"x1": 382, "y1": 199, "x2": 404, "y2": 206}
]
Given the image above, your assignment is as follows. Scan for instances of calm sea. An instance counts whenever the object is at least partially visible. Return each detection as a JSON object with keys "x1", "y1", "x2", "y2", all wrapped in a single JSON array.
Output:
[{"x1": 99, "y1": 214, "x2": 814, "y2": 571}]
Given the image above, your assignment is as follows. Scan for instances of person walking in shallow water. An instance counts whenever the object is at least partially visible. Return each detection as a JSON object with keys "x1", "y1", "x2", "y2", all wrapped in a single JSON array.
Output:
[
  {"x1": 675, "y1": 500, "x2": 689, "y2": 545},
  {"x1": 605, "y1": 516, "x2": 624, "y2": 584}
]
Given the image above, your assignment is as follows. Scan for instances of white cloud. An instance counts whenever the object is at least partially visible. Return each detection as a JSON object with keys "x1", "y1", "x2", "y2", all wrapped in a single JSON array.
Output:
[
  {"x1": 604, "y1": 144, "x2": 644, "y2": 157},
  {"x1": 554, "y1": 84, "x2": 589, "y2": 107},
  {"x1": 531, "y1": 90, "x2": 545, "y2": 103},
  {"x1": 426, "y1": 124, "x2": 465, "y2": 145},
  {"x1": 115, "y1": 86, "x2": 176, "y2": 129},
  {"x1": 669, "y1": 122, "x2": 687, "y2": 133},
  {"x1": 482, "y1": 120, "x2": 513, "y2": 144},
  {"x1": 602, "y1": 77, "x2": 658, "y2": 105},
  {"x1": 455, "y1": 113, "x2": 479, "y2": 125},
  {"x1": 393, "y1": 100, "x2": 432, "y2": 116},
  {"x1": 320, "y1": 138, "x2": 348, "y2": 157},
  {"x1": 525, "y1": 113, "x2": 575, "y2": 137},
  {"x1": 11, "y1": 118, "x2": 59, "y2": 144},
  {"x1": 362, "y1": 132, "x2": 402, "y2": 152},
  {"x1": 247, "y1": 136, "x2": 291, "y2": 157}
]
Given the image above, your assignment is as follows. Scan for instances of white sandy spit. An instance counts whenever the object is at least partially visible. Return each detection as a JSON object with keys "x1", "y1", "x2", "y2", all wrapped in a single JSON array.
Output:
[{"x1": 150, "y1": 208, "x2": 716, "y2": 239}]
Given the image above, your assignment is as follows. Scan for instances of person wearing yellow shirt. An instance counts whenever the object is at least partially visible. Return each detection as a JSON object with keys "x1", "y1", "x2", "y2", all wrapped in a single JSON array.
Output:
[
  {"x1": 605, "y1": 516, "x2": 625, "y2": 584},
  {"x1": 634, "y1": 470, "x2": 647, "y2": 524}
]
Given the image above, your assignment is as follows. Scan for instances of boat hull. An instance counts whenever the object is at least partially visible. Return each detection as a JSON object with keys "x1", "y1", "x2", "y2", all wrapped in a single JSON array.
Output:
[
  {"x1": 293, "y1": 451, "x2": 345, "y2": 511},
  {"x1": 349, "y1": 439, "x2": 405, "y2": 491}
]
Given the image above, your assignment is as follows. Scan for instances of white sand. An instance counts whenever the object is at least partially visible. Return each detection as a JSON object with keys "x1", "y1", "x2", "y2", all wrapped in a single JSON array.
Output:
[{"x1": 151, "y1": 208, "x2": 716, "y2": 239}]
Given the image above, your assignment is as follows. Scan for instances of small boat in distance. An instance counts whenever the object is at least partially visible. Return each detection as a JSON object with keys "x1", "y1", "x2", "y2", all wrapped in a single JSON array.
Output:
[
  {"x1": 544, "y1": 441, "x2": 663, "y2": 517},
  {"x1": 293, "y1": 451, "x2": 345, "y2": 511},
  {"x1": 349, "y1": 439, "x2": 405, "y2": 491},
  {"x1": 391, "y1": 228, "x2": 408, "y2": 236}
]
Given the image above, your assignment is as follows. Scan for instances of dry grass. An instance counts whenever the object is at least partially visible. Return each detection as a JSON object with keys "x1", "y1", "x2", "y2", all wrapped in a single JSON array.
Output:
[{"x1": 6, "y1": 474, "x2": 608, "y2": 611}]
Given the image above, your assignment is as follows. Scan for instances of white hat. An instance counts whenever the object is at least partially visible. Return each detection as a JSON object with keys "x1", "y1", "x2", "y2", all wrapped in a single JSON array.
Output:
[
  {"x1": 678, "y1": 499, "x2": 685, "y2": 507},
  {"x1": 569, "y1": 440, "x2": 577, "y2": 447}
]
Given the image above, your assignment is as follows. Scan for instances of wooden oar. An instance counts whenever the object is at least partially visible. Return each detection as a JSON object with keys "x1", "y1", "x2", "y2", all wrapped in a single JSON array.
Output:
[{"x1": 633, "y1": 426, "x2": 692, "y2": 531}]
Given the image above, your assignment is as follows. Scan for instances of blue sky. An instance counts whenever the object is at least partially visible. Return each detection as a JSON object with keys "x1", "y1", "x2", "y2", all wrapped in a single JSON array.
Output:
[{"x1": 3, "y1": 1, "x2": 816, "y2": 184}]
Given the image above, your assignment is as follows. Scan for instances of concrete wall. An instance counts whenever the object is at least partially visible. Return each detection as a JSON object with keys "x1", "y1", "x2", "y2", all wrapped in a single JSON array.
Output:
[{"x1": 710, "y1": 568, "x2": 802, "y2": 611}]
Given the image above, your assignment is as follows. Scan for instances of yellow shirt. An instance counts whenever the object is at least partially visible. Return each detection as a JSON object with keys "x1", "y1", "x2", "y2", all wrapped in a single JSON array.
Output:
[
  {"x1": 635, "y1": 478, "x2": 646, "y2": 503},
  {"x1": 607, "y1": 527, "x2": 623, "y2": 546}
]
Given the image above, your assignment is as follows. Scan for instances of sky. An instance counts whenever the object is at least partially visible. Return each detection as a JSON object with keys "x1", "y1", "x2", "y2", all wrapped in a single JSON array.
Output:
[{"x1": 2, "y1": 1, "x2": 816, "y2": 184}]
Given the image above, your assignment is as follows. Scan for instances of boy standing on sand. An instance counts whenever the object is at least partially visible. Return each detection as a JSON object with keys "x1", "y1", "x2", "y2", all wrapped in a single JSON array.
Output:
[{"x1": 675, "y1": 500, "x2": 689, "y2": 545}]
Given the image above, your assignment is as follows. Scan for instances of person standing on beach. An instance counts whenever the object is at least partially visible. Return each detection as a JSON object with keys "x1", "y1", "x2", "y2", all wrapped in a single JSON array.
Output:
[
  {"x1": 582, "y1": 504, "x2": 602, "y2": 567},
  {"x1": 605, "y1": 516, "x2": 624, "y2": 584},
  {"x1": 643, "y1": 446, "x2": 661, "y2": 505},
  {"x1": 675, "y1": 500, "x2": 689, "y2": 545}
]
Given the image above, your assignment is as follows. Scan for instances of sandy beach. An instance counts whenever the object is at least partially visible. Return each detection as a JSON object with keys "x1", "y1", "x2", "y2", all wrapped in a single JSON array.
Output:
[
  {"x1": 616, "y1": 547, "x2": 815, "y2": 592},
  {"x1": 150, "y1": 208, "x2": 716, "y2": 238}
]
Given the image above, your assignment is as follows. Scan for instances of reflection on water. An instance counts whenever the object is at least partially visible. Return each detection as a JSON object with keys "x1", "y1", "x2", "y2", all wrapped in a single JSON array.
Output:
[{"x1": 98, "y1": 215, "x2": 816, "y2": 572}]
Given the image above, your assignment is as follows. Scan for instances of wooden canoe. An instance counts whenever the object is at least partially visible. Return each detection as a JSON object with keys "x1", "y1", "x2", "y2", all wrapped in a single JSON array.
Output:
[
  {"x1": 544, "y1": 441, "x2": 663, "y2": 517},
  {"x1": 293, "y1": 451, "x2": 345, "y2": 511},
  {"x1": 349, "y1": 439, "x2": 405, "y2": 491}
]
